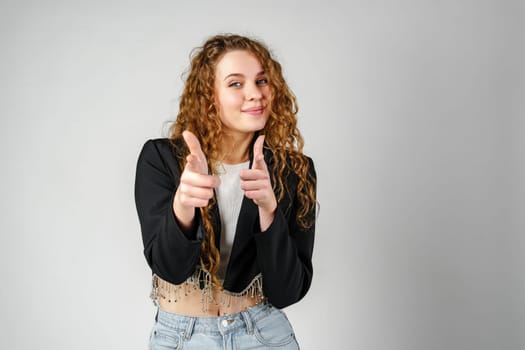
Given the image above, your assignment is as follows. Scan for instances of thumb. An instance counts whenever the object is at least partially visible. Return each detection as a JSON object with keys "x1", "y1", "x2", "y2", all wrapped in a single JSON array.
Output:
[
  {"x1": 185, "y1": 154, "x2": 201, "y2": 172},
  {"x1": 251, "y1": 135, "x2": 267, "y2": 170},
  {"x1": 182, "y1": 130, "x2": 208, "y2": 174},
  {"x1": 182, "y1": 130, "x2": 204, "y2": 157}
]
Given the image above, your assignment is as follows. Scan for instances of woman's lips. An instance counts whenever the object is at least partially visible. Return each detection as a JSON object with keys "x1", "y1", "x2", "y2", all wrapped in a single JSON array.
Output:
[{"x1": 241, "y1": 106, "x2": 265, "y2": 115}]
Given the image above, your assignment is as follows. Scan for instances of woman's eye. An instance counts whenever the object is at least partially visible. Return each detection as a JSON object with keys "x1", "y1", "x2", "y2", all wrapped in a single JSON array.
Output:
[
  {"x1": 228, "y1": 81, "x2": 241, "y2": 88},
  {"x1": 256, "y1": 78, "x2": 268, "y2": 85}
]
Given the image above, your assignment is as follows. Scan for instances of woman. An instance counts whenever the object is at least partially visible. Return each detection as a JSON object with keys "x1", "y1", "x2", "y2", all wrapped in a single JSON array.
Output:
[{"x1": 135, "y1": 34, "x2": 317, "y2": 349}]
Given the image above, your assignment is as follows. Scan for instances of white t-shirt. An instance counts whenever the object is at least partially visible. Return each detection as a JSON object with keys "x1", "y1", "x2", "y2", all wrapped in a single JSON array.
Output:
[{"x1": 215, "y1": 161, "x2": 250, "y2": 281}]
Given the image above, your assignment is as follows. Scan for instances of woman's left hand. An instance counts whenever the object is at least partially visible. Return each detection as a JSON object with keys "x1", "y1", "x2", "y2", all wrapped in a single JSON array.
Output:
[{"x1": 240, "y1": 135, "x2": 277, "y2": 230}]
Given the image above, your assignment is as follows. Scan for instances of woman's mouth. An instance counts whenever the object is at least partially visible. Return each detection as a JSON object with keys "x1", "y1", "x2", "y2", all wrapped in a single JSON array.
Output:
[{"x1": 241, "y1": 106, "x2": 265, "y2": 116}]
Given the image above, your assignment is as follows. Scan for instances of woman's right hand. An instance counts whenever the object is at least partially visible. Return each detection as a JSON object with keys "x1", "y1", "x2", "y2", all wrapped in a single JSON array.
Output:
[{"x1": 173, "y1": 130, "x2": 220, "y2": 230}]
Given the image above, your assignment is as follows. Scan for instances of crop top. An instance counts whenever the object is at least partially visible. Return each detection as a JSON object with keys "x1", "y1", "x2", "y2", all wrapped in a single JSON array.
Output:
[
  {"x1": 134, "y1": 137, "x2": 316, "y2": 309},
  {"x1": 215, "y1": 161, "x2": 250, "y2": 282}
]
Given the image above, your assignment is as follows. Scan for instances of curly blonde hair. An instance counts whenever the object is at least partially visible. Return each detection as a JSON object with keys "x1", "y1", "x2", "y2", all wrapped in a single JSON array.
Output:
[{"x1": 169, "y1": 34, "x2": 316, "y2": 286}]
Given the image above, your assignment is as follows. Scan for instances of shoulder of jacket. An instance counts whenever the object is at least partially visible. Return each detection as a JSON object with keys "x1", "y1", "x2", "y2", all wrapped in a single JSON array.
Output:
[
  {"x1": 143, "y1": 138, "x2": 184, "y2": 153},
  {"x1": 144, "y1": 137, "x2": 170, "y2": 148},
  {"x1": 140, "y1": 138, "x2": 183, "y2": 164}
]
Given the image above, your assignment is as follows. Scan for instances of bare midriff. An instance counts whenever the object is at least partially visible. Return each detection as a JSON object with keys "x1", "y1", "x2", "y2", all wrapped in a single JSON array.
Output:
[{"x1": 157, "y1": 276, "x2": 265, "y2": 317}]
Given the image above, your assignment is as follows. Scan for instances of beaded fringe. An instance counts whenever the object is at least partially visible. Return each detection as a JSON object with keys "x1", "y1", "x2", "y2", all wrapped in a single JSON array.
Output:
[{"x1": 150, "y1": 266, "x2": 265, "y2": 312}]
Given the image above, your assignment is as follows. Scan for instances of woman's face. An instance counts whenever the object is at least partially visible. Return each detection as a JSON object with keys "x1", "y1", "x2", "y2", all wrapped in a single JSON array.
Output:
[{"x1": 214, "y1": 50, "x2": 272, "y2": 138}]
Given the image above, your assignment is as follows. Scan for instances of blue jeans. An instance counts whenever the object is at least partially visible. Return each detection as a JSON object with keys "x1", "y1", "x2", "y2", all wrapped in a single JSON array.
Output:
[{"x1": 149, "y1": 302, "x2": 300, "y2": 349}]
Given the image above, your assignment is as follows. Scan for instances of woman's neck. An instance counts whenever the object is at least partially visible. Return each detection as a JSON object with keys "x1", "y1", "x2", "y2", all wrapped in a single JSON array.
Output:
[{"x1": 219, "y1": 132, "x2": 253, "y2": 164}]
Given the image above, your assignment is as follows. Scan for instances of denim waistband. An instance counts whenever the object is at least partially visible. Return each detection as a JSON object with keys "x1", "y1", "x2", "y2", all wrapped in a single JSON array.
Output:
[{"x1": 156, "y1": 302, "x2": 273, "y2": 338}]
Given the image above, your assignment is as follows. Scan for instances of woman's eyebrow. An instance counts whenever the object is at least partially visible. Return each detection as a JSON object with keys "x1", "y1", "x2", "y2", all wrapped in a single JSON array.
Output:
[
  {"x1": 224, "y1": 73, "x2": 244, "y2": 81},
  {"x1": 223, "y1": 71, "x2": 265, "y2": 81}
]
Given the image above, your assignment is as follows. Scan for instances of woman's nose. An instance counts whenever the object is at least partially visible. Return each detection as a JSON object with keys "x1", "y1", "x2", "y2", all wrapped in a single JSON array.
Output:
[{"x1": 245, "y1": 83, "x2": 263, "y2": 100}]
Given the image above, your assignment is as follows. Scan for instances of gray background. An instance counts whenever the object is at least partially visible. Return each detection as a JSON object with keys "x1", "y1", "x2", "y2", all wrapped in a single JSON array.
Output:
[{"x1": 0, "y1": 0, "x2": 523, "y2": 349}]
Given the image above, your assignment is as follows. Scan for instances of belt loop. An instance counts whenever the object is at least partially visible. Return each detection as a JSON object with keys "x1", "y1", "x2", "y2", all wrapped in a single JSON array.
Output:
[
  {"x1": 241, "y1": 310, "x2": 254, "y2": 335},
  {"x1": 183, "y1": 317, "x2": 196, "y2": 341}
]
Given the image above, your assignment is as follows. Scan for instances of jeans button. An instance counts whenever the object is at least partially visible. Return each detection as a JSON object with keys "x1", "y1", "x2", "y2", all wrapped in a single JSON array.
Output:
[{"x1": 221, "y1": 319, "x2": 228, "y2": 327}]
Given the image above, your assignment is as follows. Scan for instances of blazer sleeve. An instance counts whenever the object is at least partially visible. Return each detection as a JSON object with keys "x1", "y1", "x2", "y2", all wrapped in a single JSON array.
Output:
[
  {"x1": 253, "y1": 157, "x2": 317, "y2": 308},
  {"x1": 134, "y1": 139, "x2": 203, "y2": 284}
]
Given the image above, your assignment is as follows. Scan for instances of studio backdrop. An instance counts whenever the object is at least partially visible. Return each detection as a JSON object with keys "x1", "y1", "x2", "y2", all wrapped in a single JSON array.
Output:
[{"x1": 0, "y1": 1, "x2": 523, "y2": 349}]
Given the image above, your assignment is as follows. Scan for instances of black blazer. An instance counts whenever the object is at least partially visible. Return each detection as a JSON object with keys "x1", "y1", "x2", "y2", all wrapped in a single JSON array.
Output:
[{"x1": 134, "y1": 138, "x2": 316, "y2": 308}]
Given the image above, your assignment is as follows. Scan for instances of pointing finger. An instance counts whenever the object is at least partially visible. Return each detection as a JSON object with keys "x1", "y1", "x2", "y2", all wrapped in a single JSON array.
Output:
[
  {"x1": 181, "y1": 169, "x2": 220, "y2": 188},
  {"x1": 240, "y1": 168, "x2": 268, "y2": 180}
]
